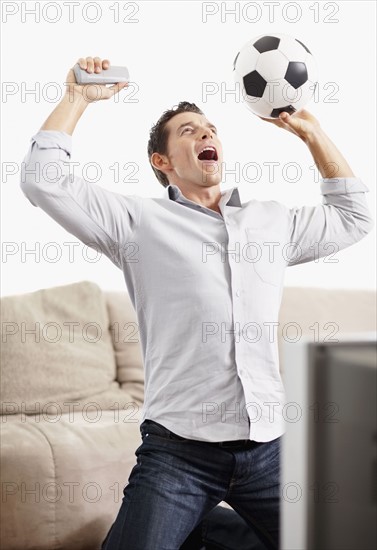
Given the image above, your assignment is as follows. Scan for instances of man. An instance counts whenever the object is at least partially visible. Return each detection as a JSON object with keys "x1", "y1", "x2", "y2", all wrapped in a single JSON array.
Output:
[{"x1": 20, "y1": 57, "x2": 373, "y2": 550}]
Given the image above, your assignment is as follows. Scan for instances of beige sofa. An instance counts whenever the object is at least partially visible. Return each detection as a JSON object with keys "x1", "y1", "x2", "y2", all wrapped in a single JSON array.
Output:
[{"x1": 1, "y1": 280, "x2": 375, "y2": 550}]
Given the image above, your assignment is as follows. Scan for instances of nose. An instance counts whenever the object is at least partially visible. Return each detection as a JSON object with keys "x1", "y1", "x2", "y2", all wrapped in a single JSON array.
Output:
[{"x1": 201, "y1": 127, "x2": 213, "y2": 140}]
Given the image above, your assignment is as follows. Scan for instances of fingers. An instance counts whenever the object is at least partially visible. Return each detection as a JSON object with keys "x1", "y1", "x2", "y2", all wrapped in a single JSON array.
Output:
[
  {"x1": 277, "y1": 112, "x2": 306, "y2": 138},
  {"x1": 76, "y1": 57, "x2": 111, "y2": 73},
  {"x1": 278, "y1": 112, "x2": 298, "y2": 128},
  {"x1": 279, "y1": 112, "x2": 290, "y2": 122},
  {"x1": 93, "y1": 57, "x2": 102, "y2": 73}
]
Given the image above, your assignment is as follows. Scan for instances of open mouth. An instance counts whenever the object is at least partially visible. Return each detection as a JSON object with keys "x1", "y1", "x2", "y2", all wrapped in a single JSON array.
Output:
[{"x1": 197, "y1": 146, "x2": 218, "y2": 162}]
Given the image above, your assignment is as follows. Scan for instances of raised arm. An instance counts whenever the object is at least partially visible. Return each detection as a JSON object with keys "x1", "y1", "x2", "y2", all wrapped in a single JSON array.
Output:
[
  {"x1": 20, "y1": 56, "x2": 141, "y2": 270},
  {"x1": 260, "y1": 110, "x2": 374, "y2": 265}
]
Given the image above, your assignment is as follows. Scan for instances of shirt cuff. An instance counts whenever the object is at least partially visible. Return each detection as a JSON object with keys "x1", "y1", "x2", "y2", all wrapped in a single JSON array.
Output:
[
  {"x1": 30, "y1": 130, "x2": 72, "y2": 157},
  {"x1": 320, "y1": 177, "x2": 370, "y2": 195}
]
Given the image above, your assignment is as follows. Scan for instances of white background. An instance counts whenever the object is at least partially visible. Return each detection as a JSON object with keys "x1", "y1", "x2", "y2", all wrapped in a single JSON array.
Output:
[{"x1": 1, "y1": 0, "x2": 376, "y2": 296}]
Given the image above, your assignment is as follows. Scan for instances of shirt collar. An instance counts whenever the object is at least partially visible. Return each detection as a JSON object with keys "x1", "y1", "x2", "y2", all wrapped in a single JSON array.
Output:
[{"x1": 164, "y1": 184, "x2": 241, "y2": 208}]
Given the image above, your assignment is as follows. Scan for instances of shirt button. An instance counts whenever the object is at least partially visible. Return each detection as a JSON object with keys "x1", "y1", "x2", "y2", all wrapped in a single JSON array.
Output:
[{"x1": 236, "y1": 290, "x2": 241, "y2": 297}]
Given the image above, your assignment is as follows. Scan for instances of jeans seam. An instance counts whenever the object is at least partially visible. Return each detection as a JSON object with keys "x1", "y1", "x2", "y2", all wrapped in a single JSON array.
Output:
[{"x1": 224, "y1": 452, "x2": 237, "y2": 499}]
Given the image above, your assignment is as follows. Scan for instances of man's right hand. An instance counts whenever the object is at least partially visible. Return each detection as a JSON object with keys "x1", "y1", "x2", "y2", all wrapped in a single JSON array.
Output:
[{"x1": 65, "y1": 56, "x2": 129, "y2": 103}]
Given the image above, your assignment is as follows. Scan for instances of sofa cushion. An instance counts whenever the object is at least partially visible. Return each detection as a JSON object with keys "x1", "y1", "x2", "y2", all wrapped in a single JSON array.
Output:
[
  {"x1": 0, "y1": 410, "x2": 142, "y2": 549},
  {"x1": 0, "y1": 281, "x2": 122, "y2": 415}
]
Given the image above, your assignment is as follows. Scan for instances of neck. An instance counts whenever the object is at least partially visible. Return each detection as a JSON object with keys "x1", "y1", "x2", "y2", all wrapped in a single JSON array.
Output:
[{"x1": 174, "y1": 183, "x2": 222, "y2": 213}]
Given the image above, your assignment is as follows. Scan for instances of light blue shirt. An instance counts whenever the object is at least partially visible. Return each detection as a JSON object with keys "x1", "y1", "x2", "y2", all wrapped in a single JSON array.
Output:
[{"x1": 20, "y1": 130, "x2": 374, "y2": 442}]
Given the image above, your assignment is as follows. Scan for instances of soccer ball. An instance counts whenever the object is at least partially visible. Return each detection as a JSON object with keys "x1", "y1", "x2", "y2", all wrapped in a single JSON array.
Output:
[{"x1": 233, "y1": 33, "x2": 318, "y2": 118}]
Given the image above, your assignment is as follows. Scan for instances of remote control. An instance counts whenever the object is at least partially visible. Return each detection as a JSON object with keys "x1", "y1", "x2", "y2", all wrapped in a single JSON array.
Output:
[{"x1": 73, "y1": 63, "x2": 130, "y2": 85}]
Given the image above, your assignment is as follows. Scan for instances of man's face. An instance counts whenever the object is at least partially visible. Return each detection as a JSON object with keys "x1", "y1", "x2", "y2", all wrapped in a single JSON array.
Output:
[{"x1": 157, "y1": 111, "x2": 223, "y2": 189}]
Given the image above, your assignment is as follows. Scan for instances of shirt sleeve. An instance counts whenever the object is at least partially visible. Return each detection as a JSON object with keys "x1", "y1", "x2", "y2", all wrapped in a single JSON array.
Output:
[
  {"x1": 287, "y1": 177, "x2": 374, "y2": 266},
  {"x1": 20, "y1": 130, "x2": 142, "y2": 269}
]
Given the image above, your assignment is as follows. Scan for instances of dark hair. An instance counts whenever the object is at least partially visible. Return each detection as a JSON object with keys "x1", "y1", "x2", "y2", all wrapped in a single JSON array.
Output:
[{"x1": 147, "y1": 101, "x2": 204, "y2": 188}]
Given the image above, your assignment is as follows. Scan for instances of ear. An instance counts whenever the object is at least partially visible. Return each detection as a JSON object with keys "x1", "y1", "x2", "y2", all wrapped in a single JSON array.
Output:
[{"x1": 150, "y1": 152, "x2": 172, "y2": 176}]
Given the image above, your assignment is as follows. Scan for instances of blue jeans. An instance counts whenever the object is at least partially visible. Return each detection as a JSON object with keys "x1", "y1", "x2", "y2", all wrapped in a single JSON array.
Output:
[{"x1": 101, "y1": 419, "x2": 280, "y2": 550}]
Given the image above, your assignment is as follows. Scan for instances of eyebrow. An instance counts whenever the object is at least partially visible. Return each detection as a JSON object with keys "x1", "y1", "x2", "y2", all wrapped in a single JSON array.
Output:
[{"x1": 176, "y1": 121, "x2": 217, "y2": 134}]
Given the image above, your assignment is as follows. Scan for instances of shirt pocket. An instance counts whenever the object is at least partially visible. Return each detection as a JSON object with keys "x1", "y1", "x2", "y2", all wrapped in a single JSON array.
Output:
[{"x1": 244, "y1": 227, "x2": 286, "y2": 287}]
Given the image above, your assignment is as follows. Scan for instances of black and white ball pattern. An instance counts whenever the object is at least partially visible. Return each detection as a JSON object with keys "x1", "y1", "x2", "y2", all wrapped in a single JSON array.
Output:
[{"x1": 233, "y1": 34, "x2": 318, "y2": 118}]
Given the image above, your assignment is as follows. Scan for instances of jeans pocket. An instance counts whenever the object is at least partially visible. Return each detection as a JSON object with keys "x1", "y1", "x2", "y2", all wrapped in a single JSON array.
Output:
[{"x1": 140, "y1": 420, "x2": 173, "y2": 441}]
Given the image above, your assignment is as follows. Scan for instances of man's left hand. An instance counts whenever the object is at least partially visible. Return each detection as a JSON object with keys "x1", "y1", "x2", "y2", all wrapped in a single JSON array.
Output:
[{"x1": 259, "y1": 109, "x2": 321, "y2": 142}]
